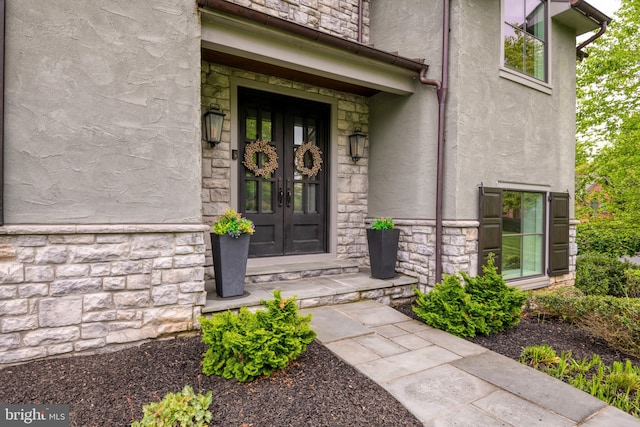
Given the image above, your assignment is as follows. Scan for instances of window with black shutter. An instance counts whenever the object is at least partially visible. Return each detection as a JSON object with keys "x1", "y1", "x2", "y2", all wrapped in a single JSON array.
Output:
[{"x1": 548, "y1": 192, "x2": 570, "y2": 276}]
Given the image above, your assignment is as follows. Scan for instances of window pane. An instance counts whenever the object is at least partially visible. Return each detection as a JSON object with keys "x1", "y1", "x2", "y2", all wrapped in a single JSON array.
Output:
[
  {"x1": 503, "y1": 235, "x2": 522, "y2": 280},
  {"x1": 503, "y1": 0, "x2": 546, "y2": 81},
  {"x1": 504, "y1": 0, "x2": 523, "y2": 28},
  {"x1": 522, "y1": 235, "x2": 543, "y2": 276},
  {"x1": 502, "y1": 191, "x2": 522, "y2": 234},
  {"x1": 523, "y1": 193, "x2": 543, "y2": 233},
  {"x1": 245, "y1": 181, "x2": 257, "y2": 212},
  {"x1": 261, "y1": 181, "x2": 273, "y2": 213},
  {"x1": 504, "y1": 24, "x2": 525, "y2": 73},
  {"x1": 525, "y1": 0, "x2": 545, "y2": 40},
  {"x1": 525, "y1": 36, "x2": 545, "y2": 81}
]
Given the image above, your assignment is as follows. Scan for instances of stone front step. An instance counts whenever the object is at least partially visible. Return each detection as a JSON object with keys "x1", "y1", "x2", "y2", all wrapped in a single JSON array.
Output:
[
  {"x1": 203, "y1": 265, "x2": 419, "y2": 314},
  {"x1": 244, "y1": 259, "x2": 361, "y2": 284}
]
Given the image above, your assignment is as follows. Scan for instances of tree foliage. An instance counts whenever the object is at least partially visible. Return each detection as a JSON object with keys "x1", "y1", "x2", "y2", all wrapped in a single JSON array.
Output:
[
  {"x1": 576, "y1": 0, "x2": 640, "y2": 161},
  {"x1": 576, "y1": 1, "x2": 640, "y2": 224}
]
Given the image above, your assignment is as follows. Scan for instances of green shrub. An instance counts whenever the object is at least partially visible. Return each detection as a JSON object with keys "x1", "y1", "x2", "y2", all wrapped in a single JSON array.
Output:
[
  {"x1": 199, "y1": 290, "x2": 316, "y2": 382},
  {"x1": 519, "y1": 345, "x2": 640, "y2": 418},
  {"x1": 131, "y1": 385, "x2": 212, "y2": 427},
  {"x1": 577, "y1": 221, "x2": 640, "y2": 257},
  {"x1": 625, "y1": 269, "x2": 640, "y2": 298},
  {"x1": 461, "y1": 256, "x2": 527, "y2": 333},
  {"x1": 413, "y1": 274, "x2": 489, "y2": 337},
  {"x1": 530, "y1": 288, "x2": 640, "y2": 358},
  {"x1": 412, "y1": 255, "x2": 526, "y2": 337},
  {"x1": 575, "y1": 252, "x2": 634, "y2": 297}
]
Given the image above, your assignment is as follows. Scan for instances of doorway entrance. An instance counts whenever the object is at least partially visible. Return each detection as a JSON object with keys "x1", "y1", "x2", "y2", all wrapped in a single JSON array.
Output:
[{"x1": 238, "y1": 88, "x2": 329, "y2": 257}]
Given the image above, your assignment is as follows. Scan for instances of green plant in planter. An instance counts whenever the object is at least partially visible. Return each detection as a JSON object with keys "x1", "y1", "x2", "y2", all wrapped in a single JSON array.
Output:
[
  {"x1": 371, "y1": 217, "x2": 394, "y2": 230},
  {"x1": 212, "y1": 208, "x2": 255, "y2": 238}
]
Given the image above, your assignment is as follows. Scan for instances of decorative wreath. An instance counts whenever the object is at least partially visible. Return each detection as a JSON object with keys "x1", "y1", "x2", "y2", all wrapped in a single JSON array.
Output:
[
  {"x1": 295, "y1": 143, "x2": 323, "y2": 177},
  {"x1": 243, "y1": 140, "x2": 279, "y2": 178}
]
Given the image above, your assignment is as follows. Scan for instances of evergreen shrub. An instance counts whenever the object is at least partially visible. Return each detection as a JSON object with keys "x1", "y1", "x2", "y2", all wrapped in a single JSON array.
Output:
[
  {"x1": 575, "y1": 252, "x2": 635, "y2": 297},
  {"x1": 412, "y1": 255, "x2": 527, "y2": 337},
  {"x1": 199, "y1": 290, "x2": 316, "y2": 382}
]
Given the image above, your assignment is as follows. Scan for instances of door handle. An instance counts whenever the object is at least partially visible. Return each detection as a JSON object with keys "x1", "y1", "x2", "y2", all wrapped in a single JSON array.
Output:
[
  {"x1": 277, "y1": 178, "x2": 283, "y2": 207},
  {"x1": 286, "y1": 179, "x2": 292, "y2": 207}
]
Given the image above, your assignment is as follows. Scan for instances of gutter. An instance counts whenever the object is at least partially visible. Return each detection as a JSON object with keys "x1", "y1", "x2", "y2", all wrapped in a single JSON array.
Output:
[
  {"x1": 197, "y1": 0, "x2": 427, "y2": 73},
  {"x1": 571, "y1": 0, "x2": 611, "y2": 59},
  {"x1": 418, "y1": 0, "x2": 450, "y2": 284}
]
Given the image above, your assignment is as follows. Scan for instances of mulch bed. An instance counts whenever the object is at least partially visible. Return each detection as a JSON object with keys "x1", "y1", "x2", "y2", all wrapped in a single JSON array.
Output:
[
  {"x1": 395, "y1": 303, "x2": 640, "y2": 366},
  {"x1": 2, "y1": 304, "x2": 640, "y2": 426},
  {"x1": 0, "y1": 336, "x2": 422, "y2": 427}
]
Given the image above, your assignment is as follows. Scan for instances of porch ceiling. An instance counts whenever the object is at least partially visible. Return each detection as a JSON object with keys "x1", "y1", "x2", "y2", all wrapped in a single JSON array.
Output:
[
  {"x1": 200, "y1": 7, "x2": 424, "y2": 96},
  {"x1": 202, "y1": 49, "x2": 379, "y2": 97}
]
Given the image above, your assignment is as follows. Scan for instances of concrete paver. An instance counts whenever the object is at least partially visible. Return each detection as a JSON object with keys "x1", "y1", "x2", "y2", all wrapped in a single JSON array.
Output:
[
  {"x1": 384, "y1": 364, "x2": 497, "y2": 422},
  {"x1": 302, "y1": 300, "x2": 640, "y2": 427},
  {"x1": 451, "y1": 351, "x2": 608, "y2": 423}
]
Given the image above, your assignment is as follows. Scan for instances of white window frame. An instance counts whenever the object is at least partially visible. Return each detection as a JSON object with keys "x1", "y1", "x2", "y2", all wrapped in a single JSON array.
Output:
[{"x1": 499, "y1": 0, "x2": 553, "y2": 94}]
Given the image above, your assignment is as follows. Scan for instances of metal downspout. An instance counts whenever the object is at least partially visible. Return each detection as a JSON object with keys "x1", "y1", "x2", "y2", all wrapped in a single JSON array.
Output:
[
  {"x1": 419, "y1": 0, "x2": 450, "y2": 284},
  {"x1": 576, "y1": 21, "x2": 607, "y2": 60}
]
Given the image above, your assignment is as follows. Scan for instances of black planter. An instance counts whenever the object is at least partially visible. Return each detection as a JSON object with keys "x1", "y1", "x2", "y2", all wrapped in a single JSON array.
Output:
[
  {"x1": 210, "y1": 233, "x2": 250, "y2": 298},
  {"x1": 367, "y1": 228, "x2": 400, "y2": 279}
]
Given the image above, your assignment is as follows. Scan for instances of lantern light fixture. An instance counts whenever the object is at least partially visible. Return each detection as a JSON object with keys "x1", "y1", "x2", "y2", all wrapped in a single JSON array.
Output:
[
  {"x1": 202, "y1": 104, "x2": 226, "y2": 147},
  {"x1": 348, "y1": 128, "x2": 367, "y2": 163}
]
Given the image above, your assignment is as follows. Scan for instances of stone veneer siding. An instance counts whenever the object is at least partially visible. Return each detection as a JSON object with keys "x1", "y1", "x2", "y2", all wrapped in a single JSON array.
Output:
[
  {"x1": 222, "y1": 0, "x2": 369, "y2": 44},
  {"x1": 201, "y1": 62, "x2": 370, "y2": 275},
  {"x1": 0, "y1": 225, "x2": 208, "y2": 367},
  {"x1": 382, "y1": 219, "x2": 577, "y2": 288}
]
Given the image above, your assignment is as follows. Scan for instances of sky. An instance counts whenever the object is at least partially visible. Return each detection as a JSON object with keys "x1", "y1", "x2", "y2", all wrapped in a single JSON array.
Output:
[{"x1": 587, "y1": 0, "x2": 621, "y2": 18}]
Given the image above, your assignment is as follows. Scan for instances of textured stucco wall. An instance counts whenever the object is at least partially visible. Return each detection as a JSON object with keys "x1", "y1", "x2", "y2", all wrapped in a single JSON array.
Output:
[
  {"x1": 4, "y1": 0, "x2": 202, "y2": 224},
  {"x1": 367, "y1": 0, "x2": 442, "y2": 220},
  {"x1": 451, "y1": 0, "x2": 577, "y2": 219},
  {"x1": 367, "y1": 0, "x2": 577, "y2": 221}
]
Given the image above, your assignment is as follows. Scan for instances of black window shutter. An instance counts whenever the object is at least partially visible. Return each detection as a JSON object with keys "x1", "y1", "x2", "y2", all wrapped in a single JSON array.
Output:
[
  {"x1": 548, "y1": 192, "x2": 570, "y2": 276},
  {"x1": 478, "y1": 187, "x2": 502, "y2": 275}
]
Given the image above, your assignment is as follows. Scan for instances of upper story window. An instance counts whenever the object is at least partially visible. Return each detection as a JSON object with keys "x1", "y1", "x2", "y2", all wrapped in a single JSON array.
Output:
[{"x1": 503, "y1": 0, "x2": 548, "y2": 82}]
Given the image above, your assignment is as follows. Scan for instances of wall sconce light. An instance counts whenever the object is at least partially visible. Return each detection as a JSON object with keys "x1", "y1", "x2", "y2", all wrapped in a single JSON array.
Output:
[
  {"x1": 349, "y1": 128, "x2": 367, "y2": 162},
  {"x1": 202, "y1": 104, "x2": 226, "y2": 147}
]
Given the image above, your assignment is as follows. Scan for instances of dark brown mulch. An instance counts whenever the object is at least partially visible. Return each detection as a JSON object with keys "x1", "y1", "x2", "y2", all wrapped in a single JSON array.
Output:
[
  {"x1": 394, "y1": 303, "x2": 640, "y2": 366},
  {"x1": 0, "y1": 337, "x2": 422, "y2": 427},
  {"x1": 3, "y1": 304, "x2": 640, "y2": 427}
]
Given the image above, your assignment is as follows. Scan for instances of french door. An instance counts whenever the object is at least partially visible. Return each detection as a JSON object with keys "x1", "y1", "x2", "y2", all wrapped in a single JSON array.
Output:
[{"x1": 238, "y1": 88, "x2": 329, "y2": 257}]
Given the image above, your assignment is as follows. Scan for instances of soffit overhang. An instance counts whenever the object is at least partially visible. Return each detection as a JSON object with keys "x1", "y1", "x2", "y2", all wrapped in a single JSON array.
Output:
[
  {"x1": 550, "y1": 0, "x2": 612, "y2": 35},
  {"x1": 199, "y1": 7, "x2": 426, "y2": 96}
]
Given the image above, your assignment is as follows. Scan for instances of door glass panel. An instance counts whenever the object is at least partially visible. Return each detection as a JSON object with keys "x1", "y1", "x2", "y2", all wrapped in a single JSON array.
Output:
[
  {"x1": 294, "y1": 118, "x2": 303, "y2": 145},
  {"x1": 294, "y1": 182, "x2": 303, "y2": 213},
  {"x1": 306, "y1": 120, "x2": 316, "y2": 144},
  {"x1": 261, "y1": 112, "x2": 272, "y2": 141},
  {"x1": 261, "y1": 181, "x2": 273, "y2": 213},
  {"x1": 245, "y1": 181, "x2": 257, "y2": 212},
  {"x1": 245, "y1": 108, "x2": 257, "y2": 140},
  {"x1": 294, "y1": 118, "x2": 304, "y2": 180},
  {"x1": 307, "y1": 184, "x2": 317, "y2": 213}
]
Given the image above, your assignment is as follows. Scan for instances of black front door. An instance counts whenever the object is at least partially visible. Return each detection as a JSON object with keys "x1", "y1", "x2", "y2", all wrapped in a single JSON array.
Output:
[{"x1": 238, "y1": 88, "x2": 329, "y2": 257}]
